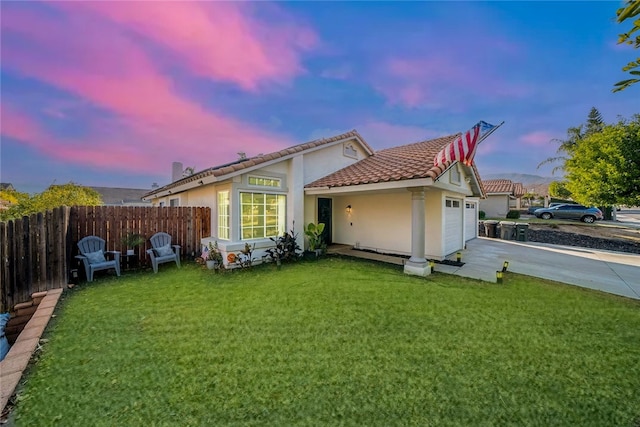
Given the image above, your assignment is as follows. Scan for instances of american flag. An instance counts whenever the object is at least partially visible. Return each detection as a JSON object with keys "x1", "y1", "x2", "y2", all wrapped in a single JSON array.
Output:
[{"x1": 433, "y1": 121, "x2": 498, "y2": 168}]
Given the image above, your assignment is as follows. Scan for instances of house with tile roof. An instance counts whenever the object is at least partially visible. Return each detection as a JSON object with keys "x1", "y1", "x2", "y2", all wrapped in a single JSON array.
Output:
[
  {"x1": 89, "y1": 187, "x2": 152, "y2": 206},
  {"x1": 143, "y1": 130, "x2": 488, "y2": 276},
  {"x1": 478, "y1": 179, "x2": 526, "y2": 218}
]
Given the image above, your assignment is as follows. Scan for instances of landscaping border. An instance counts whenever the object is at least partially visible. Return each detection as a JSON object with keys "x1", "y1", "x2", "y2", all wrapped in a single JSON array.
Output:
[{"x1": 0, "y1": 288, "x2": 63, "y2": 413}]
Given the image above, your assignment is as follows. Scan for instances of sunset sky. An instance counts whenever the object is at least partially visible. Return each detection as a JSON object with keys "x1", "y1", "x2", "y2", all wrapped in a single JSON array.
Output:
[{"x1": 1, "y1": 1, "x2": 637, "y2": 193}]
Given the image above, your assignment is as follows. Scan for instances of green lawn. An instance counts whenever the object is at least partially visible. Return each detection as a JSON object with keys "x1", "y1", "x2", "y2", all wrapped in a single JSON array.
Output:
[{"x1": 12, "y1": 258, "x2": 640, "y2": 426}]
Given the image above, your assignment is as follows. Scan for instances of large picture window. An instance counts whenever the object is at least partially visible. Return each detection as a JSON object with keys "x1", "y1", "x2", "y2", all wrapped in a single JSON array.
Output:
[
  {"x1": 240, "y1": 192, "x2": 286, "y2": 240},
  {"x1": 218, "y1": 191, "x2": 230, "y2": 240}
]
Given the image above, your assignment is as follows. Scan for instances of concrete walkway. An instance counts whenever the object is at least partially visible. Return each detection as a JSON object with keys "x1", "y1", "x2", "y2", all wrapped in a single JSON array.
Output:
[{"x1": 330, "y1": 239, "x2": 640, "y2": 300}]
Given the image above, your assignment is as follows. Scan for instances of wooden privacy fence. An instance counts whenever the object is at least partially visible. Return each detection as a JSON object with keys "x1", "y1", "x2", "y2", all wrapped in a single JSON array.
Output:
[{"x1": 1, "y1": 206, "x2": 211, "y2": 311}]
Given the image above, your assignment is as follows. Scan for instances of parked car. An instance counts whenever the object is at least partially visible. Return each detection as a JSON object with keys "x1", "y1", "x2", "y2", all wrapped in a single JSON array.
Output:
[
  {"x1": 527, "y1": 206, "x2": 543, "y2": 214},
  {"x1": 534, "y1": 204, "x2": 604, "y2": 223}
]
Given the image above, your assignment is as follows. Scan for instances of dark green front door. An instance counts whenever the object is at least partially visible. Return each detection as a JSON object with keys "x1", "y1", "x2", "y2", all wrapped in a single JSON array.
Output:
[{"x1": 317, "y1": 198, "x2": 332, "y2": 245}]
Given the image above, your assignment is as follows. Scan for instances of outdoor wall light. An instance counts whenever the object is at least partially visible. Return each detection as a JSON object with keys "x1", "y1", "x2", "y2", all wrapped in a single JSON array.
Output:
[
  {"x1": 502, "y1": 261, "x2": 509, "y2": 272},
  {"x1": 346, "y1": 205, "x2": 352, "y2": 214}
]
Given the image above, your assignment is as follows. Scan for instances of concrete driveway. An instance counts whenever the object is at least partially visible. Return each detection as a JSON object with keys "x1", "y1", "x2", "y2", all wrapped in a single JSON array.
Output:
[{"x1": 440, "y1": 237, "x2": 640, "y2": 300}]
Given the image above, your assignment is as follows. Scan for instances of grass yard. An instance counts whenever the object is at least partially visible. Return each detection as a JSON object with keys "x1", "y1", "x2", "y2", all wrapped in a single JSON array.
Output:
[{"x1": 11, "y1": 258, "x2": 640, "y2": 426}]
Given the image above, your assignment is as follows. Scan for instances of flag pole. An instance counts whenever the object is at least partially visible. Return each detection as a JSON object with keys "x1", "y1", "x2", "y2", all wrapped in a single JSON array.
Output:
[{"x1": 477, "y1": 120, "x2": 505, "y2": 145}]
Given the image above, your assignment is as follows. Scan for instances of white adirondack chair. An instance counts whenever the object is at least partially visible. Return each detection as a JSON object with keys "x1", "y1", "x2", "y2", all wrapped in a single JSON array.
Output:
[
  {"x1": 147, "y1": 232, "x2": 181, "y2": 273},
  {"x1": 76, "y1": 236, "x2": 121, "y2": 282}
]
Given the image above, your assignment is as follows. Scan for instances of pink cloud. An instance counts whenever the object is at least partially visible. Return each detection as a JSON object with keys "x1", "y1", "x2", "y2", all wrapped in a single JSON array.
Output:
[
  {"x1": 1, "y1": 4, "x2": 298, "y2": 175},
  {"x1": 520, "y1": 131, "x2": 556, "y2": 147},
  {"x1": 1, "y1": 103, "x2": 142, "y2": 168},
  {"x1": 371, "y1": 31, "x2": 532, "y2": 108},
  {"x1": 54, "y1": 1, "x2": 317, "y2": 91}
]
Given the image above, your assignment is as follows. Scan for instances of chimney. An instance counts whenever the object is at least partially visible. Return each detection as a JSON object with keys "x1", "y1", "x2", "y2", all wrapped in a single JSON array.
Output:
[{"x1": 172, "y1": 162, "x2": 183, "y2": 182}]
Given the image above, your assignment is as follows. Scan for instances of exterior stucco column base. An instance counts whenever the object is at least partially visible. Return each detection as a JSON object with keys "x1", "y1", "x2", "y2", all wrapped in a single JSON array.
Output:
[{"x1": 404, "y1": 260, "x2": 431, "y2": 277}]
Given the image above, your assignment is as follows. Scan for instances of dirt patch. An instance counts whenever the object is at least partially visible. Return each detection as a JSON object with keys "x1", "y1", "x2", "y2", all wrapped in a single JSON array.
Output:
[{"x1": 526, "y1": 223, "x2": 640, "y2": 254}]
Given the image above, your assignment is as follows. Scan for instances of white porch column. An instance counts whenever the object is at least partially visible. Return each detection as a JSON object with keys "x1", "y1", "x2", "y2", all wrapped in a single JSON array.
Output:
[{"x1": 404, "y1": 187, "x2": 430, "y2": 277}]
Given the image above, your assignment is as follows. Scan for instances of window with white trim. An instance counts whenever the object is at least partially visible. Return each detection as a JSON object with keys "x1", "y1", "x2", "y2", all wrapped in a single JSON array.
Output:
[
  {"x1": 248, "y1": 176, "x2": 281, "y2": 188},
  {"x1": 240, "y1": 192, "x2": 286, "y2": 240},
  {"x1": 169, "y1": 198, "x2": 179, "y2": 207},
  {"x1": 217, "y1": 191, "x2": 230, "y2": 240}
]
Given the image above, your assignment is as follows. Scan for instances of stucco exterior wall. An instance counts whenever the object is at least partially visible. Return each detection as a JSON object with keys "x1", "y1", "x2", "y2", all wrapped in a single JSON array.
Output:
[
  {"x1": 331, "y1": 192, "x2": 412, "y2": 255},
  {"x1": 479, "y1": 195, "x2": 510, "y2": 218},
  {"x1": 303, "y1": 140, "x2": 368, "y2": 184}
]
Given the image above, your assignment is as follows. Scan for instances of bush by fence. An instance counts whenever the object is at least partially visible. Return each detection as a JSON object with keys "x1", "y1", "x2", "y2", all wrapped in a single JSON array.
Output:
[{"x1": 1, "y1": 206, "x2": 211, "y2": 311}]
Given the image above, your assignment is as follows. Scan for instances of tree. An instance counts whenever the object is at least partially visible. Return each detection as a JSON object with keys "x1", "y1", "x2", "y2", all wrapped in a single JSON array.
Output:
[
  {"x1": 548, "y1": 181, "x2": 572, "y2": 200},
  {"x1": 564, "y1": 115, "x2": 640, "y2": 206},
  {"x1": 537, "y1": 107, "x2": 603, "y2": 174},
  {"x1": 0, "y1": 183, "x2": 103, "y2": 221},
  {"x1": 613, "y1": 0, "x2": 640, "y2": 92},
  {"x1": 585, "y1": 107, "x2": 604, "y2": 135}
]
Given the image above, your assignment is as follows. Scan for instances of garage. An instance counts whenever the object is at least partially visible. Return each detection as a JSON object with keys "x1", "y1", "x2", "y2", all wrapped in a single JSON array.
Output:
[
  {"x1": 444, "y1": 198, "x2": 463, "y2": 255},
  {"x1": 465, "y1": 201, "x2": 478, "y2": 241}
]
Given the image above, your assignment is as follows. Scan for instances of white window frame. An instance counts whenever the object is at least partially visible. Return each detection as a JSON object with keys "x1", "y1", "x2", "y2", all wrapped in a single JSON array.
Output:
[
  {"x1": 217, "y1": 191, "x2": 230, "y2": 240},
  {"x1": 169, "y1": 198, "x2": 179, "y2": 207},
  {"x1": 248, "y1": 175, "x2": 281, "y2": 188},
  {"x1": 240, "y1": 192, "x2": 286, "y2": 240}
]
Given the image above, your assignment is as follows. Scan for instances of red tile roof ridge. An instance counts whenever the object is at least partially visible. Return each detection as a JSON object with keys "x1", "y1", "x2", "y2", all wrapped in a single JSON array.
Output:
[
  {"x1": 144, "y1": 130, "x2": 370, "y2": 198},
  {"x1": 306, "y1": 133, "x2": 468, "y2": 189}
]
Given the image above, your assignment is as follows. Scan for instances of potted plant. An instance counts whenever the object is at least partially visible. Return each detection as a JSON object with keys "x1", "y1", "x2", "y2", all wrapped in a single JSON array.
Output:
[
  {"x1": 204, "y1": 241, "x2": 223, "y2": 271},
  {"x1": 121, "y1": 232, "x2": 145, "y2": 256},
  {"x1": 304, "y1": 222, "x2": 326, "y2": 258}
]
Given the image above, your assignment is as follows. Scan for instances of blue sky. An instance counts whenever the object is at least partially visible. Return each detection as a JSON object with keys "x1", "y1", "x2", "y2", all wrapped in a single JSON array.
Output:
[{"x1": 1, "y1": 1, "x2": 637, "y2": 193}]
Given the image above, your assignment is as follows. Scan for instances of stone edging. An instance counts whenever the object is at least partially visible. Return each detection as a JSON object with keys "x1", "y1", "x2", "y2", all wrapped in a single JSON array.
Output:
[{"x1": 0, "y1": 288, "x2": 63, "y2": 412}]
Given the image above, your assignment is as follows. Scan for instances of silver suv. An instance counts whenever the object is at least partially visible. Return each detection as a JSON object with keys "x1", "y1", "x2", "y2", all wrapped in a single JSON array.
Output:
[{"x1": 534, "y1": 204, "x2": 603, "y2": 223}]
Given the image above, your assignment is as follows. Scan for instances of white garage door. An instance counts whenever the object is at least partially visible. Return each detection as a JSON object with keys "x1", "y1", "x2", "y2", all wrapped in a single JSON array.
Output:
[
  {"x1": 444, "y1": 198, "x2": 463, "y2": 255},
  {"x1": 465, "y1": 201, "x2": 478, "y2": 241}
]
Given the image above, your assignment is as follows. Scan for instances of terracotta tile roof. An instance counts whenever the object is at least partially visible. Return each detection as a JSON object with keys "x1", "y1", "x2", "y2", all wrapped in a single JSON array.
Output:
[
  {"x1": 305, "y1": 134, "x2": 470, "y2": 188},
  {"x1": 482, "y1": 179, "x2": 513, "y2": 194},
  {"x1": 482, "y1": 179, "x2": 525, "y2": 197},
  {"x1": 513, "y1": 182, "x2": 525, "y2": 198},
  {"x1": 144, "y1": 130, "x2": 372, "y2": 198}
]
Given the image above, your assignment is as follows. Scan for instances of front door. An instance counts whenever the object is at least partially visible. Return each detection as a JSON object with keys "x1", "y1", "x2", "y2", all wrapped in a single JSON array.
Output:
[{"x1": 317, "y1": 198, "x2": 332, "y2": 245}]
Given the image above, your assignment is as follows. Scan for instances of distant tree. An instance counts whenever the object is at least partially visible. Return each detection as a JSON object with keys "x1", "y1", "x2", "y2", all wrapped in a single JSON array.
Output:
[
  {"x1": 0, "y1": 183, "x2": 102, "y2": 221},
  {"x1": 585, "y1": 107, "x2": 605, "y2": 135},
  {"x1": 565, "y1": 115, "x2": 640, "y2": 206},
  {"x1": 521, "y1": 191, "x2": 538, "y2": 206},
  {"x1": 548, "y1": 181, "x2": 572, "y2": 200},
  {"x1": 613, "y1": 0, "x2": 640, "y2": 92},
  {"x1": 537, "y1": 108, "x2": 603, "y2": 174}
]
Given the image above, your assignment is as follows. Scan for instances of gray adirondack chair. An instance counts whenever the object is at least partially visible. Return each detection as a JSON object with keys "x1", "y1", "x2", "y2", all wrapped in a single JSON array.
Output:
[
  {"x1": 76, "y1": 236, "x2": 121, "y2": 282},
  {"x1": 147, "y1": 232, "x2": 181, "y2": 273}
]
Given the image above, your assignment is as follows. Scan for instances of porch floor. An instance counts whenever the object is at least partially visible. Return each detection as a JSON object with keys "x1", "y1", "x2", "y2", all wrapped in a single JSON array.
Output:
[{"x1": 326, "y1": 245, "x2": 406, "y2": 266}]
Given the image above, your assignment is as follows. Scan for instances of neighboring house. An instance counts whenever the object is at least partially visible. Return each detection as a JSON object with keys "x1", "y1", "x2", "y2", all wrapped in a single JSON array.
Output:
[
  {"x1": 479, "y1": 179, "x2": 525, "y2": 218},
  {"x1": 143, "y1": 130, "x2": 487, "y2": 276},
  {"x1": 0, "y1": 183, "x2": 16, "y2": 211},
  {"x1": 90, "y1": 187, "x2": 152, "y2": 206}
]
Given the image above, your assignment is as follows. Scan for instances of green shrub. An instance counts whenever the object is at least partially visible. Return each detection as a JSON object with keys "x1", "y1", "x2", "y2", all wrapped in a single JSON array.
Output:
[
  {"x1": 506, "y1": 210, "x2": 520, "y2": 219},
  {"x1": 479, "y1": 210, "x2": 486, "y2": 220}
]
